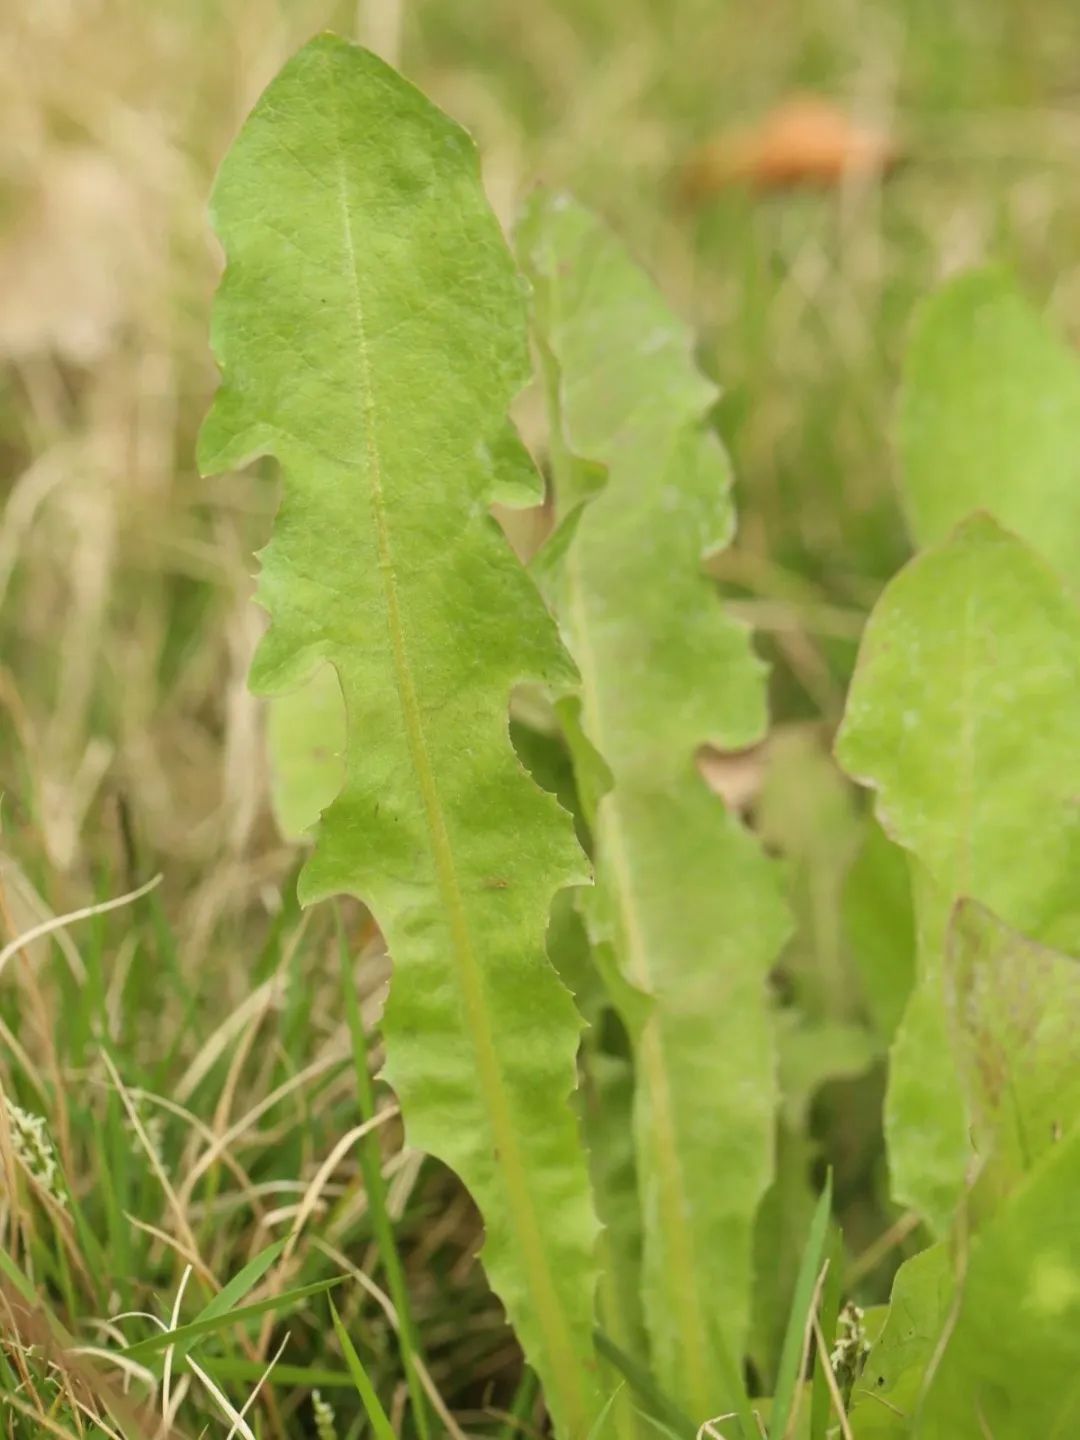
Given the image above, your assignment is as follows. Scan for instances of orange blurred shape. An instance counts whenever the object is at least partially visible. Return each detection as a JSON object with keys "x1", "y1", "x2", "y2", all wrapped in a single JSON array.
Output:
[{"x1": 680, "y1": 94, "x2": 899, "y2": 200}]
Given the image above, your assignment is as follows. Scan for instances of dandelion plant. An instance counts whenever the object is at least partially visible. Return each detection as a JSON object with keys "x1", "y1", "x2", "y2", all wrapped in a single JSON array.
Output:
[{"x1": 199, "y1": 36, "x2": 601, "y2": 1434}]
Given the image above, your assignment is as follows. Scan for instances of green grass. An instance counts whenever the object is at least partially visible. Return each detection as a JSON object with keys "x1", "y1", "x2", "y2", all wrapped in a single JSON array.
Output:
[{"x1": 3, "y1": 0, "x2": 1080, "y2": 1432}]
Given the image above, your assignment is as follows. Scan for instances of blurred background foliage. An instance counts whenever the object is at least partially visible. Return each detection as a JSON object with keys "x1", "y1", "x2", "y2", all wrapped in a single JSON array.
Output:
[{"x1": 3, "y1": 0, "x2": 1080, "y2": 1431}]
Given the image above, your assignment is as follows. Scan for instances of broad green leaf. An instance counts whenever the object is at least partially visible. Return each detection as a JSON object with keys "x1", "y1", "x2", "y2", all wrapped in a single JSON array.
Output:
[
  {"x1": 900, "y1": 268, "x2": 1080, "y2": 576},
  {"x1": 199, "y1": 39, "x2": 600, "y2": 1434},
  {"x1": 520, "y1": 193, "x2": 790, "y2": 1421},
  {"x1": 837, "y1": 516, "x2": 1080, "y2": 953},
  {"x1": 861, "y1": 1306, "x2": 889, "y2": 1351},
  {"x1": 266, "y1": 663, "x2": 345, "y2": 839},
  {"x1": 836, "y1": 515, "x2": 1080, "y2": 1228},
  {"x1": 882, "y1": 903, "x2": 970, "y2": 1239},
  {"x1": 917, "y1": 1128, "x2": 1080, "y2": 1438},
  {"x1": 847, "y1": 1244, "x2": 952, "y2": 1437},
  {"x1": 841, "y1": 820, "x2": 915, "y2": 1047},
  {"x1": 944, "y1": 901, "x2": 1080, "y2": 1218},
  {"x1": 267, "y1": 432, "x2": 544, "y2": 843}
]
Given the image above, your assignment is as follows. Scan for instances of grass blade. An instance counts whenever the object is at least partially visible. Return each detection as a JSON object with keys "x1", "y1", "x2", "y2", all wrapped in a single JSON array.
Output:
[
  {"x1": 586, "y1": 1384, "x2": 627, "y2": 1440},
  {"x1": 164, "y1": 1237, "x2": 287, "y2": 1367},
  {"x1": 187, "y1": 1357, "x2": 357, "y2": 1388},
  {"x1": 330, "y1": 1297, "x2": 396, "y2": 1440},
  {"x1": 769, "y1": 1172, "x2": 833, "y2": 1439},
  {"x1": 194, "y1": 1239, "x2": 286, "y2": 1321},
  {"x1": 498, "y1": 1367, "x2": 539, "y2": 1440},
  {"x1": 0, "y1": 1246, "x2": 38, "y2": 1306},
  {"x1": 809, "y1": 1231, "x2": 842, "y2": 1440},
  {"x1": 122, "y1": 1276, "x2": 345, "y2": 1361},
  {"x1": 594, "y1": 1329, "x2": 695, "y2": 1439}
]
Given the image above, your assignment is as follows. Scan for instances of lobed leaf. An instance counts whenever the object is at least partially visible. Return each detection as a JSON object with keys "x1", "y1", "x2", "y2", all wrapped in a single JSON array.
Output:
[
  {"x1": 199, "y1": 38, "x2": 601, "y2": 1434},
  {"x1": 520, "y1": 192, "x2": 790, "y2": 1421}
]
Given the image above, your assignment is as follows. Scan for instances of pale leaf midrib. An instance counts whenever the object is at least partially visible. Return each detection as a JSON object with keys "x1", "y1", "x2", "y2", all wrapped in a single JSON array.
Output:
[{"x1": 323, "y1": 57, "x2": 587, "y2": 1435}]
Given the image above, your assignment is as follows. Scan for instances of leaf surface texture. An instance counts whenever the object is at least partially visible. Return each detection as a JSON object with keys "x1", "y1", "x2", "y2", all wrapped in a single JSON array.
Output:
[
  {"x1": 837, "y1": 515, "x2": 1080, "y2": 1228},
  {"x1": 521, "y1": 193, "x2": 789, "y2": 1419},
  {"x1": 200, "y1": 39, "x2": 601, "y2": 1434}
]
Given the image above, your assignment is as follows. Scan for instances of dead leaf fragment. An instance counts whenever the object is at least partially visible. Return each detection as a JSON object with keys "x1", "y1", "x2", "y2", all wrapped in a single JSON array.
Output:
[
  {"x1": 681, "y1": 94, "x2": 899, "y2": 200},
  {"x1": 697, "y1": 741, "x2": 767, "y2": 815}
]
